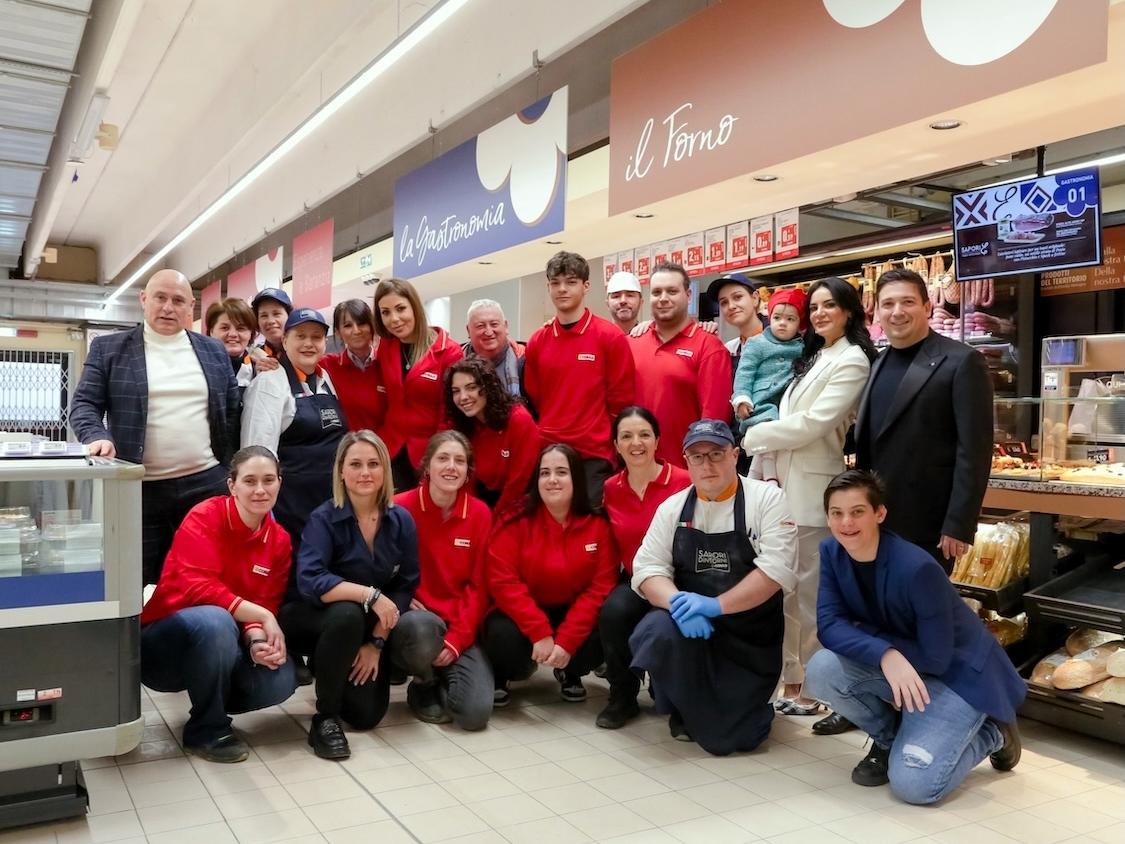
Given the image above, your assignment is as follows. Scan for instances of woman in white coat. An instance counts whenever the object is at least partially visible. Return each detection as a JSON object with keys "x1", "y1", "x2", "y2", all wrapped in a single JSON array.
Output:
[{"x1": 742, "y1": 276, "x2": 877, "y2": 714}]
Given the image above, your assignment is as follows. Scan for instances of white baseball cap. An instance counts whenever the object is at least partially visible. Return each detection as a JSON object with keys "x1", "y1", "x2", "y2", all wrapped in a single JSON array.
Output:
[{"x1": 606, "y1": 271, "x2": 642, "y2": 294}]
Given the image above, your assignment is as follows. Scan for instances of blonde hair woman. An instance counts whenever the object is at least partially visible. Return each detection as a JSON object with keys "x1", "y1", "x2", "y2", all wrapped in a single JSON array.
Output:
[
  {"x1": 373, "y1": 278, "x2": 463, "y2": 491},
  {"x1": 278, "y1": 431, "x2": 439, "y2": 760}
]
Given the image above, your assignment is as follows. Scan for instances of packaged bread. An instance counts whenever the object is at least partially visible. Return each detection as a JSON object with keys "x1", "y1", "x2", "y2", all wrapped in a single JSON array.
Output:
[
  {"x1": 985, "y1": 612, "x2": 1027, "y2": 647},
  {"x1": 1080, "y1": 677, "x2": 1125, "y2": 705},
  {"x1": 951, "y1": 522, "x2": 1030, "y2": 588},
  {"x1": 1107, "y1": 649, "x2": 1125, "y2": 678},
  {"x1": 1030, "y1": 649, "x2": 1069, "y2": 686},
  {"x1": 1052, "y1": 642, "x2": 1125, "y2": 689},
  {"x1": 1066, "y1": 627, "x2": 1119, "y2": 656}
]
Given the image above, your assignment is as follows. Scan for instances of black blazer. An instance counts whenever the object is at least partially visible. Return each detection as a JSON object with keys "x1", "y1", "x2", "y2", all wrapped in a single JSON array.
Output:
[
  {"x1": 854, "y1": 331, "x2": 992, "y2": 547},
  {"x1": 70, "y1": 325, "x2": 241, "y2": 466}
]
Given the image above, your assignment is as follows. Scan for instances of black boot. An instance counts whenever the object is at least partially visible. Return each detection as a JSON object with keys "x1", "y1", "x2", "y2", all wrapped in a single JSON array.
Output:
[
  {"x1": 596, "y1": 689, "x2": 640, "y2": 729},
  {"x1": 851, "y1": 742, "x2": 890, "y2": 787},
  {"x1": 308, "y1": 714, "x2": 350, "y2": 760},
  {"x1": 989, "y1": 720, "x2": 1021, "y2": 771},
  {"x1": 408, "y1": 680, "x2": 451, "y2": 725},
  {"x1": 813, "y1": 711, "x2": 857, "y2": 735}
]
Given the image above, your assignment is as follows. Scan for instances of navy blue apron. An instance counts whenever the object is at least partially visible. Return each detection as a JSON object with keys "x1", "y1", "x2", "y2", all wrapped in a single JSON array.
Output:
[
  {"x1": 274, "y1": 361, "x2": 346, "y2": 549},
  {"x1": 630, "y1": 482, "x2": 784, "y2": 755}
]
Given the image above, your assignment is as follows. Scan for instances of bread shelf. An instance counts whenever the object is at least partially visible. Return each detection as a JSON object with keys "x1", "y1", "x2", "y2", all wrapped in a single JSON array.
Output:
[
  {"x1": 1024, "y1": 558, "x2": 1125, "y2": 636},
  {"x1": 954, "y1": 578, "x2": 1028, "y2": 616}
]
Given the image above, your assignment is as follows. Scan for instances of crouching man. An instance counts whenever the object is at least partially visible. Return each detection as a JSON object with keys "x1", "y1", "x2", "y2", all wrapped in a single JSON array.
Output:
[{"x1": 804, "y1": 470, "x2": 1024, "y2": 804}]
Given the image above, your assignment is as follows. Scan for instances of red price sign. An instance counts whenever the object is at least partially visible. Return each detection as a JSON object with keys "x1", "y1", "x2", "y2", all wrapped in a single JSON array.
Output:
[{"x1": 687, "y1": 246, "x2": 703, "y2": 264}]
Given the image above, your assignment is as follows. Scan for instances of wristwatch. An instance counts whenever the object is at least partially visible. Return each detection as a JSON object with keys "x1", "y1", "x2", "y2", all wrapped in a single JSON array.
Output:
[{"x1": 372, "y1": 636, "x2": 386, "y2": 650}]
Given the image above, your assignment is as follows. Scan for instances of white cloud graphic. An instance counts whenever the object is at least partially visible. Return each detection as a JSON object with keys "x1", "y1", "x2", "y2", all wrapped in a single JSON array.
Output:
[
  {"x1": 476, "y1": 88, "x2": 568, "y2": 225},
  {"x1": 823, "y1": 0, "x2": 1059, "y2": 65}
]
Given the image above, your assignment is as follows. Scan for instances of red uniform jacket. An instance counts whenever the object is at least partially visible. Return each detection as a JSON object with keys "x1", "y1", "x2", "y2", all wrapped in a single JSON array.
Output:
[
  {"x1": 376, "y1": 328, "x2": 464, "y2": 464},
  {"x1": 322, "y1": 349, "x2": 386, "y2": 433},
  {"x1": 394, "y1": 485, "x2": 492, "y2": 656},
  {"x1": 523, "y1": 309, "x2": 635, "y2": 462},
  {"x1": 470, "y1": 404, "x2": 540, "y2": 514},
  {"x1": 603, "y1": 463, "x2": 692, "y2": 574},
  {"x1": 141, "y1": 496, "x2": 292, "y2": 632},
  {"x1": 487, "y1": 507, "x2": 618, "y2": 654},
  {"x1": 629, "y1": 321, "x2": 732, "y2": 467}
]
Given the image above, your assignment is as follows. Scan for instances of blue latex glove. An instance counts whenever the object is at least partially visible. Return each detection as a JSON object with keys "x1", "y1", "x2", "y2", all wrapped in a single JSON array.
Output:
[
  {"x1": 674, "y1": 613, "x2": 714, "y2": 640},
  {"x1": 669, "y1": 591, "x2": 722, "y2": 623}
]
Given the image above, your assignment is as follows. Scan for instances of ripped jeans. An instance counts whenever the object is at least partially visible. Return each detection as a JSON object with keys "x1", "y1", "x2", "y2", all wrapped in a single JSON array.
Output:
[{"x1": 805, "y1": 649, "x2": 1003, "y2": 805}]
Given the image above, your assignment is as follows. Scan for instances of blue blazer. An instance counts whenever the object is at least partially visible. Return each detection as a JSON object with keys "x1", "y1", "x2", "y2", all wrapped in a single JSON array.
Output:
[
  {"x1": 70, "y1": 326, "x2": 240, "y2": 466},
  {"x1": 295, "y1": 499, "x2": 420, "y2": 614},
  {"x1": 817, "y1": 531, "x2": 1026, "y2": 724}
]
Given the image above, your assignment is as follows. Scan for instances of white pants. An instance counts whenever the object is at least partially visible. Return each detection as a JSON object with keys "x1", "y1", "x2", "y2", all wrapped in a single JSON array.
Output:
[{"x1": 782, "y1": 525, "x2": 829, "y2": 686}]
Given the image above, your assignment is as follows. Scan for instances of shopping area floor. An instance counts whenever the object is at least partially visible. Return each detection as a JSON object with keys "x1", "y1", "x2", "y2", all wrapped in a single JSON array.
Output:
[{"x1": 10, "y1": 670, "x2": 1125, "y2": 844}]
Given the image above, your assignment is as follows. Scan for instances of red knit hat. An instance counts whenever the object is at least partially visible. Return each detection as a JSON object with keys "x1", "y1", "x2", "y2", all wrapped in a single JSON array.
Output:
[{"x1": 768, "y1": 288, "x2": 808, "y2": 332}]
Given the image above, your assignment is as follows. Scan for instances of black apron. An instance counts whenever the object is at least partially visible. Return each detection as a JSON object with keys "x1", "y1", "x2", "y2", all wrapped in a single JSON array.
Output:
[
  {"x1": 630, "y1": 482, "x2": 784, "y2": 755},
  {"x1": 274, "y1": 361, "x2": 346, "y2": 547}
]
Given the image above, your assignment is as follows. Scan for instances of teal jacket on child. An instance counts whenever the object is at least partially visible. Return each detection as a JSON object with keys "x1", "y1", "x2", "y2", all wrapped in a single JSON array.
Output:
[{"x1": 731, "y1": 328, "x2": 803, "y2": 434}]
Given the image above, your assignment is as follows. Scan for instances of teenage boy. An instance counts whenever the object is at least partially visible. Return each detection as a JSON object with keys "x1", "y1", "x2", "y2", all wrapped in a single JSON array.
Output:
[
  {"x1": 804, "y1": 470, "x2": 1024, "y2": 805},
  {"x1": 523, "y1": 251, "x2": 636, "y2": 506}
]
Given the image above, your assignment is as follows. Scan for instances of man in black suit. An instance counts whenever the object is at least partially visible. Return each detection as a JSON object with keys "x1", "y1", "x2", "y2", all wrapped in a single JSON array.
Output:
[
  {"x1": 71, "y1": 270, "x2": 240, "y2": 584},
  {"x1": 855, "y1": 268, "x2": 993, "y2": 571},
  {"x1": 814, "y1": 267, "x2": 993, "y2": 739}
]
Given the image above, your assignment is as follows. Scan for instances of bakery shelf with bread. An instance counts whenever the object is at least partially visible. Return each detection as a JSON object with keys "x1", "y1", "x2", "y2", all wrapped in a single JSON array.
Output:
[
  {"x1": 1022, "y1": 628, "x2": 1125, "y2": 732},
  {"x1": 952, "y1": 519, "x2": 1030, "y2": 614}
]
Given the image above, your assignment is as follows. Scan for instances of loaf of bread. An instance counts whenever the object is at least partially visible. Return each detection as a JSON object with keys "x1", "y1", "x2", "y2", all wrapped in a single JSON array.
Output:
[
  {"x1": 1030, "y1": 649, "x2": 1070, "y2": 686},
  {"x1": 1108, "y1": 649, "x2": 1125, "y2": 678},
  {"x1": 1053, "y1": 643, "x2": 1125, "y2": 689},
  {"x1": 1080, "y1": 677, "x2": 1125, "y2": 705},
  {"x1": 1066, "y1": 628, "x2": 1119, "y2": 656}
]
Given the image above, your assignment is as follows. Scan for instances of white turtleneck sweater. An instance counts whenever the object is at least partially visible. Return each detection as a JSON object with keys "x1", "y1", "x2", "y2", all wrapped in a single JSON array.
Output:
[{"x1": 142, "y1": 322, "x2": 217, "y2": 480}]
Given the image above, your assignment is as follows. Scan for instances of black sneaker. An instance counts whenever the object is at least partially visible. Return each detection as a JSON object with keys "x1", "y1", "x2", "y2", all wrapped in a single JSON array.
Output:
[
  {"x1": 294, "y1": 661, "x2": 313, "y2": 687},
  {"x1": 408, "y1": 680, "x2": 451, "y2": 724},
  {"x1": 593, "y1": 663, "x2": 608, "y2": 678},
  {"x1": 185, "y1": 733, "x2": 249, "y2": 764},
  {"x1": 851, "y1": 742, "x2": 890, "y2": 787},
  {"x1": 493, "y1": 683, "x2": 511, "y2": 708},
  {"x1": 389, "y1": 666, "x2": 408, "y2": 686},
  {"x1": 989, "y1": 719, "x2": 1021, "y2": 771},
  {"x1": 669, "y1": 711, "x2": 692, "y2": 742},
  {"x1": 308, "y1": 714, "x2": 350, "y2": 760},
  {"x1": 596, "y1": 693, "x2": 640, "y2": 729},
  {"x1": 812, "y1": 711, "x2": 857, "y2": 735},
  {"x1": 554, "y1": 668, "x2": 586, "y2": 702}
]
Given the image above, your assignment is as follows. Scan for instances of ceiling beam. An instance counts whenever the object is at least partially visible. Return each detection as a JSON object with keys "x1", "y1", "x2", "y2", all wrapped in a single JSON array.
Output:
[
  {"x1": 807, "y1": 207, "x2": 910, "y2": 228},
  {"x1": 867, "y1": 191, "x2": 948, "y2": 213}
]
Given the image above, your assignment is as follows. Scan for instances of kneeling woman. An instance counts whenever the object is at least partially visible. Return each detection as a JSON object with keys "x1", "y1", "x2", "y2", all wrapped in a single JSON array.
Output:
[
  {"x1": 394, "y1": 432, "x2": 494, "y2": 730},
  {"x1": 484, "y1": 444, "x2": 618, "y2": 705},
  {"x1": 140, "y1": 446, "x2": 295, "y2": 763},
  {"x1": 280, "y1": 431, "x2": 437, "y2": 760}
]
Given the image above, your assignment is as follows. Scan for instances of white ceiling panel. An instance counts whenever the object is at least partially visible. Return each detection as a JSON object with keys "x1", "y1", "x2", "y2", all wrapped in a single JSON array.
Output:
[
  {"x1": 0, "y1": 195, "x2": 34, "y2": 215},
  {"x1": 0, "y1": 126, "x2": 54, "y2": 164},
  {"x1": 0, "y1": 217, "x2": 29, "y2": 238},
  {"x1": 0, "y1": 0, "x2": 87, "y2": 71},
  {"x1": 0, "y1": 71, "x2": 69, "y2": 133},
  {"x1": 0, "y1": 164, "x2": 42, "y2": 197}
]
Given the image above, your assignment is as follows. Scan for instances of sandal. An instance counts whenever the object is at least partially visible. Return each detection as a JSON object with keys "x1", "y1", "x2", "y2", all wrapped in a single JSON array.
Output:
[
  {"x1": 780, "y1": 700, "x2": 826, "y2": 716},
  {"x1": 773, "y1": 697, "x2": 793, "y2": 712}
]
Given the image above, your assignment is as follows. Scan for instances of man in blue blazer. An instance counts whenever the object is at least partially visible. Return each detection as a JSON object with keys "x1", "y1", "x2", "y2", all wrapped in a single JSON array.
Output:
[
  {"x1": 71, "y1": 270, "x2": 240, "y2": 583},
  {"x1": 804, "y1": 470, "x2": 1024, "y2": 805}
]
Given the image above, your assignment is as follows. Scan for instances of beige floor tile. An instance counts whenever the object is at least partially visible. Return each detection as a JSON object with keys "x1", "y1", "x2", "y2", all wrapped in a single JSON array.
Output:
[
  {"x1": 678, "y1": 780, "x2": 763, "y2": 813},
  {"x1": 939, "y1": 786, "x2": 1020, "y2": 823},
  {"x1": 444, "y1": 772, "x2": 524, "y2": 803},
  {"x1": 601, "y1": 830, "x2": 680, "y2": 844},
  {"x1": 585, "y1": 770, "x2": 669, "y2": 802},
  {"x1": 979, "y1": 810, "x2": 1087, "y2": 844},
  {"x1": 646, "y1": 761, "x2": 723, "y2": 789},
  {"x1": 148, "y1": 820, "x2": 238, "y2": 844},
  {"x1": 822, "y1": 811, "x2": 923, "y2": 844},
  {"x1": 467, "y1": 792, "x2": 554, "y2": 827},
  {"x1": 623, "y1": 792, "x2": 709, "y2": 826},
  {"x1": 401, "y1": 805, "x2": 491, "y2": 843},
  {"x1": 114, "y1": 739, "x2": 186, "y2": 765},
  {"x1": 492, "y1": 723, "x2": 571, "y2": 745},
  {"x1": 0, "y1": 827, "x2": 56, "y2": 843},
  {"x1": 126, "y1": 773, "x2": 210, "y2": 809},
  {"x1": 555, "y1": 752, "x2": 633, "y2": 780},
  {"x1": 336, "y1": 745, "x2": 409, "y2": 772},
  {"x1": 282, "y1": 773, "x2": 366, "y2": 806},
  {"x1": 746, "y1": 743, "x2": 819, "y2": 769},
  {"x1": 352, "y1": 763, "x2": 433, "y2": 793},
  {"x1": 251, "y1": 740, "x2": 311, "y2": 765},
  {"x1": 416, "y1": 754, "x2": 493, "y2": 781},
  {"x1": 873, "y1": 805, "x2": 969, "y2": 837},
  {"x1": 926, "y1": 825, "x2": 1023, "y2": 844},
  {"x1": 136, "y1": 796, "x2": 223, "y2": 835},
  {"x1": 118, "y1": 757, "x2": 197, "y2": 786},
  {"x1": 781, "y1": 736, "x2": 862, "y2": 760},
  {"x1": 732, "y1": 770, "x2": 817, "y2": 801},
  {"x1": 1088, "y1": 822, "x2": 1125, "y2": 844},
  {"x1": 303, "y1": 794, "x2": 389, "y2": 831},
  {"x1": 663, "y1": 814, "x2": 756, "y2": 844},
  {"x1": 497, "y1": 761, "x2": 579, "y2": 791},
  {"x1": 53, "y1": 808, "x2": 145, "y2": 843},
  {"x1": 723, "y1": 801, "x2": 815, "y2": 837},
  {"x1": 226, "y1": 807, "x2": 319, "y2": 843},
  {"x1": 377, "y1": 782, "x2": 460, "y2": 816},
  {"x1": 775, "y1": 790, "x2": 868, "y2": 823},
  {"x1": 266, "y1": 756, "x2": 341, "y2": 785},
  {"x1": 213, "y1": 785, "x2": 298, "y2": 820},
  {"x1": 613, "y1": 744, "x2": 684, "y2": 771},
  {"x1": 200, "y1": 764, "x2": 283, "y2": 796},
  {"x1": 443, "y1": 831, "x2": 508, "y2": 844},
  {"x1": 1067, "y1": 784, "x2": 1125, "y2": 820},
  {"x1": 690, "y1": 753, "x2": 773, "y2": 780},
  {"x1": 442, "y1": 729, "x2": 520, "y2": 755},
  {"x1": 783, "y1": 760, "x2": 854, "y2": 789},
  {"x1": 533, "y1": 780, "x2": 616, "y2": 813},
  {"x1": 400, "y1": 739, "x2": 473, "y2": 763},
  {"x1": 375, "y1": 721, "x2": 446, "y2": 747},
  {"x1": 562, "y1": 803, "x2": 653, "y2": 840},
  {"x1": 83, "y1": 766, "x2": 135, "y2": 816},
  {"x1": 322, "y1": 819, "x2": 416, "y2": 843},
  {"x1": 766, "y1": 830, "x2": 855, "y2": 844},
  {"x1": 1022, "y1": 796, "x2": 1121, "y2": 833},
  {"x1": 527, "y1": 737, "x2": 610, "y2": 761},
  {"x1": 476, "y1": 745, "x2": 548, "y2": 772},
  {"x1": 497, "y1": 815, "x2": 592, "y2": 844}
]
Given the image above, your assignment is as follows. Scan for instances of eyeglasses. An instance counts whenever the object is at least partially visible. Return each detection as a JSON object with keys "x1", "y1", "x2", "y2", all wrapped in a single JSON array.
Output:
[{"x1": 683, "y1": 448, "x2": 730, "y2": 466}]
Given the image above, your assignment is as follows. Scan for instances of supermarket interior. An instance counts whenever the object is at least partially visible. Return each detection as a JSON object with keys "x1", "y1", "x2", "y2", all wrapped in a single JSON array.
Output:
[{"x1": 2, "y1": 0, "x2": 1125, "y2": 842}]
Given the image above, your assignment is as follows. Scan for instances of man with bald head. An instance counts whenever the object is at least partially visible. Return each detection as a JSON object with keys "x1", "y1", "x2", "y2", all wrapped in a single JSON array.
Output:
[{"x1": 71, "y1": 270, "x2": 241, "y2": 583}]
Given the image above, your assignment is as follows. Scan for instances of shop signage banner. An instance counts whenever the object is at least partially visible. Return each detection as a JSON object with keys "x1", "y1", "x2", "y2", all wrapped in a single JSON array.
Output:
[
  {"x1": 618, "y1": 249, "x2": 635, "y2": 276},
  {"x1": 635, "y1": 245, "x2": 652, "y2": 283},
  {"x1": 602, "y1": 255, "x2": 617, "y2": 288},
  {"x1": 257, "y1": 248, "x2": 283, "y2": 290},
  {"x1": 750, "y1": 216, "x2": 774, "y2": 265},
  {"x1": 704, "y1": 227, "x2": 727, "y2": 273},
  {"x1": 953, "y1": 169, "x2": 1101, "y2": 281},
  {"x1": 200, "y1": 281, "x2": 221, "y2": 331},
  {"x1": 685, "y1": 232, "x2": 705, "y2": 277},
  {"x1": 608, "y1": 0, "x2": 1107, "y2": 215},
  {"x1": 726, "y1": 221, "x2": 748, "y2": 270},
  {"x1": 393, "y1": 87, "x2": 568, "y2": 278},
  {"x1": 775, "y1": 209, "x2": 799, "y2": 261},
  {"x1": 669, "y1": 237, "x2": 686, "y2": 267},
  {"x1": 1041, "y1": 225, "x2": 1124, "y2": 296},
  {"x1": 227, "y1": 264, "x2": 256, "y2": 301},
  {"x1": 292, "y1": 220, "x2": 334, "y2": 310},
  {"x1": 652, "y1": 240, "x2": 669, "y2": 268}
]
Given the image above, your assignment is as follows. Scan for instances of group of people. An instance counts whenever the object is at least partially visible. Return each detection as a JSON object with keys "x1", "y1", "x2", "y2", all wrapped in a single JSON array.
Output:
[{"x1": 69, "y1": 251, "x2": 1022, "y2": 805}]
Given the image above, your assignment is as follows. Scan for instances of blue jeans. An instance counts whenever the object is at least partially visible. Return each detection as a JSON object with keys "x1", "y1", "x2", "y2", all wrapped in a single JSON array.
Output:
[
  {"x1": 805, "y1": 649, "x2": 1003, "y2": 805},
  {"x1": 141, "y1": 605, "x2": 297, "y2": 747}
]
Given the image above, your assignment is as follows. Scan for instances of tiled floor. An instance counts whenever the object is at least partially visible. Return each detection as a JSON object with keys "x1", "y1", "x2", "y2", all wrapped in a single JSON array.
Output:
[{"x1": 6, "y1": 669, "x2": 1125, "y2": 844}]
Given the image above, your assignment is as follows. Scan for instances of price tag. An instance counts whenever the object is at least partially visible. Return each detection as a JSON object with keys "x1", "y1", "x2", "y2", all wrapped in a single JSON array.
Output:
[{"x1": 1087, "y1": 447, "x2": 1110, "y2": 464}]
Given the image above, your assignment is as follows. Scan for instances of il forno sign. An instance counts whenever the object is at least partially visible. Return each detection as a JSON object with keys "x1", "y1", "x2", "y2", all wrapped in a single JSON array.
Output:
[{"x1": 393, "y1": 88, "x2": 568, "y2": 278}]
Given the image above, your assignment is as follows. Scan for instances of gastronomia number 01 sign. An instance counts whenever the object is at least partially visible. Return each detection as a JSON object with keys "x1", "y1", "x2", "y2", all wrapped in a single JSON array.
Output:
[{"x1": 952, "y1": 168, "x2": 1101, "y2": 281}]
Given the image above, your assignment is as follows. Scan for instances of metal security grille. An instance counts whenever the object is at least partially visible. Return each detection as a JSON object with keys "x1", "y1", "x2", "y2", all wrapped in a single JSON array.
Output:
[{"x1": 0, "y1": 349, "x2": 73, "y2": 441}]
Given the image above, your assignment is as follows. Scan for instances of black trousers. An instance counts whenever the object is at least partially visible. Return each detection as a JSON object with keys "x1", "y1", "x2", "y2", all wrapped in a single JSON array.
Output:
[
  {"x1": 279, "y1": 601, "x2": 442, "y2": 729},
  {"x1": 141, "y1": 464, "x2": 229, "y2": 584},
  {"x1": 582, "y1": 457, "x2": 614, "y2": 510},
  {"x1": 391, "y1": 448, "x2": 419, "y2": 495},
  {"x1": 598, "y1": 578, "x2": 650, "y2": 699},
  {"x1": 482, "y1": 608, "x2": 604, "y2": 686}
]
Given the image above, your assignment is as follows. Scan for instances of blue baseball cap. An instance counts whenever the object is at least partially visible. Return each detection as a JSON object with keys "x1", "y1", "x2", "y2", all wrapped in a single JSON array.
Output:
[
  {"x1": 706, "y1": 273, "x2": 765, "y2": 301},
  {"x1": 683, "y1": 419, "x2": 736, "y2": 450},
  {"x1": 251, "y1": 287, "x2": 293, "y2": 312},
  {"x1": 284, "y1": 308, "x2": 328, "y2": 332}
]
